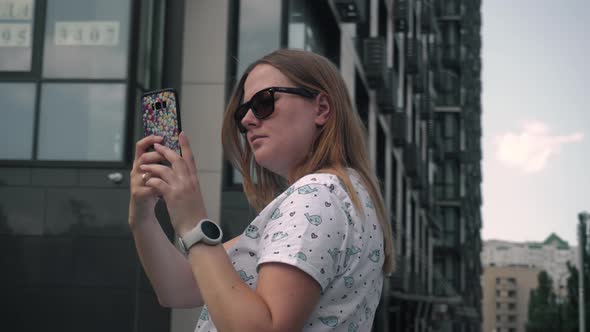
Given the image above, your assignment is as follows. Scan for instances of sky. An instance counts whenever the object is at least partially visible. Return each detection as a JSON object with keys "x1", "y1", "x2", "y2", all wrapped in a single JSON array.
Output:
[{"x1": 481, "y1": 0, "x2": 590, "y2": 245}]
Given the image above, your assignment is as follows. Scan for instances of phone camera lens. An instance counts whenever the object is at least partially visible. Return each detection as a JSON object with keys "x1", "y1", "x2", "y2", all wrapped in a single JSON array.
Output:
[{"x1": 155, "y1": 102, "x2": 162, "y2": 109}]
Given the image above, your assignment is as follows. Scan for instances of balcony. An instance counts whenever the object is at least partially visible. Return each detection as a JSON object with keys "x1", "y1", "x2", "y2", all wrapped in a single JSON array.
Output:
[
  {"x1": 362, "y1": 37, "x2": 387, "y2": 89},
  {"x1": 406, "y1": 35, "x2": 420, "y2": 75},
  {"x1": 334, "y1": 0, "x2": 367, "y2": 23},
  {"x1": 376, "y1": 68, "x2": 397, "y2": 113},
  {"x1": 414, "y1": 93, "x2": 432, "y2": 120},
  {"x1": 413, "y1": 67, "x2": 428, "y2": 94},
  {"x1": 420, "y1": 1, "x2": 434, "y2": 33},
  {"x1": 419, "y1": 186, "x2": 433, "y2": 209},
  {"x1": 442, "y1": 44, "x2": 461, "y2": 69},
  {"x1": 436, "y1": 92, "x2": 461, "y2": 109},
  {"x1": 391, "y1": 112, "x2": 408, "y2": 147},
  {"x1": 435, "y1": 0, "x2": 462, "y2": 20},
  {"x1": 434, "y1": 70, "x2": 461, "y2": 110},
  {"x1": 393, "y1": 0, "x2": 409, "y2": 32},
  {"x1": 403, "y1": 143, "x2": 420, "y2": 177},
  {"x1": 434, "y1": 182, "x2": 460, "y2": 203}
]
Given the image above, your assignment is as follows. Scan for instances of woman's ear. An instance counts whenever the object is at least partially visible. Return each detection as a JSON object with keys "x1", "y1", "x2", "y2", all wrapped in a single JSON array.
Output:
[{"x1": 314, "y1": 93, "x2": 331, "y2": 126}]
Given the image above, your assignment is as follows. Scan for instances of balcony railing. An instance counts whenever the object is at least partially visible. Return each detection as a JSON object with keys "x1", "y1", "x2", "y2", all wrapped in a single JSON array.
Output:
[
  {"x1": 393, "y1": 0, "x2": 409, "y2": 32},
  {"x1": 442, "y1": 44, "x2": 461, "y2": 69},
  {"x1": 391, "y1": 112, "x2": 408, "y2": 147},
  {"x1": 435, "y1": 0, "x2": 462, "y2": 20}
]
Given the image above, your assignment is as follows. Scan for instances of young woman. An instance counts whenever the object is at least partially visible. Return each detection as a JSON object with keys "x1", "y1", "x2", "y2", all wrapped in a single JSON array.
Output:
[{"x1": 129, "y1": 49, "x2": 394, "y2": 332}]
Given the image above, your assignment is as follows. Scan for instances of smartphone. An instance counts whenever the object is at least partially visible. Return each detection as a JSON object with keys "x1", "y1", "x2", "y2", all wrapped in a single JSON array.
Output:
[{"x1": 142, "y1": 88, "x2": 182, "y2": 155}]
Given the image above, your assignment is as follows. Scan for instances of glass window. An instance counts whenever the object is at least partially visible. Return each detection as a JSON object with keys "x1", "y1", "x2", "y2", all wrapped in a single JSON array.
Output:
[
  {"x1": 37, "y1": 83, "x2": 126, "y2": 161},
  {"x1": 287, "y1": 0, "x2": 340, "y2": 65},
  {"x1": 0, "y1": 83, "x2": 36, "y2": 159},
  {"x1": 0, "y1": 0, "x2": 35, "y2": 71},
  {"x1": 442, "y1": 207, "x2": 458, "y2": 246},
  {"x1": 42, "y1": 0, "x2": 131, "y2": 78},
  {"x1": 236, "y1": 0, "x2": 281, "y2": 77},
  {"x1": 232, "y1": 0, "x2": 282, "y2": 184},
  {"x1": 135, "y1": 0, "x2": 164, "y2": 89}
]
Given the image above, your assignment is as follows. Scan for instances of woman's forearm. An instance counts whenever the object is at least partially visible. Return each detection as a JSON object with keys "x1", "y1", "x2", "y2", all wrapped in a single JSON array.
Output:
[
  {"x1": 188, "y1": 244, "x2": 276, "y2": 332},
  {"x1": 131, "y1": 215, "x2": 204, "y2": 308}
]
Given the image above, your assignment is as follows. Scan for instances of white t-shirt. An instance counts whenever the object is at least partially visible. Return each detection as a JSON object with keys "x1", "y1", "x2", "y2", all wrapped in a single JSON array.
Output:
[{"x1": 195, "y1": 170, "x2": 385, "y2": 332}]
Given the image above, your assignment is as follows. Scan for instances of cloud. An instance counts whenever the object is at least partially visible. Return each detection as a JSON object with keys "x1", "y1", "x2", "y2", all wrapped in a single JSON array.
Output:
[{"x1": 495, "y1": 121, "x2": 584, "y2": 173}]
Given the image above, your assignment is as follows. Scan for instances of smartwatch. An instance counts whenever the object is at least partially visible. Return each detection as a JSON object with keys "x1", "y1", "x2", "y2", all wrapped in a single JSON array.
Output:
[{"x1": 178, "y1": 219, "x2": 223, "y2": 254}]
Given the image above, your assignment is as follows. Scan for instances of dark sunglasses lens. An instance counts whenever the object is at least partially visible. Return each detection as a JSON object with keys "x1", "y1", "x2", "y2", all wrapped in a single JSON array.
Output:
[
  {"x1": 251, "y1": 90, "x2": 274, "y2": 118},
  {"x1": 235, "y1": 104, "x2": 249, "y2": 132}
]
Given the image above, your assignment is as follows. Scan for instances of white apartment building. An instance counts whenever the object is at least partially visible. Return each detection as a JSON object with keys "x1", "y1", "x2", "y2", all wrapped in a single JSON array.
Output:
[{"x1": 481, "y1": 234, "x2": 578, "y2": 291}]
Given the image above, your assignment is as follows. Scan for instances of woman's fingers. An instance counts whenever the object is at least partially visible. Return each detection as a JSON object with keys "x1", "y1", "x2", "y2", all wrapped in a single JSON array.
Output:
[
  {"x1": 143, "y1": 176, "x2": 169, "y2": 197},
  {"x1": 179, "y1": 132, "x2": 198, "y2": 173},
  {"x1": 139, "y1": 163, "x2": 176, "y2": 186},
  {"x1": 137, "y1": 151, "x2": 167, "y2": 167},
  {"x1": 134, "y1": 135, "x2": 163, "y2": 160},
  {"x1": 154, "y1": 143, "x2": 189, "y2": 174}
]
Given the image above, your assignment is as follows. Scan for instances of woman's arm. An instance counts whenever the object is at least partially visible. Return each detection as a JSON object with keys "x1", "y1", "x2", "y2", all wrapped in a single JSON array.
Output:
[
  {"x1": 139, "y1": 134, "x2": 323, "y2": 330},
  {"x1": 188, "y1": 244, "x2": 321, "y2": 332},
  {"x1": 130, "y1": 213, "x2": 202, "y2": 308},
  {"x1": 131, "y1": 216, "x2": 241, "y2": 308}
]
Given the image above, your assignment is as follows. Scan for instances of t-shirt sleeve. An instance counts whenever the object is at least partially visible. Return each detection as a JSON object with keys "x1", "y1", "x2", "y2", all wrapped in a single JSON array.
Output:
[{"x1": 256, "y1": 182, "x2": 349, "y2": 291}]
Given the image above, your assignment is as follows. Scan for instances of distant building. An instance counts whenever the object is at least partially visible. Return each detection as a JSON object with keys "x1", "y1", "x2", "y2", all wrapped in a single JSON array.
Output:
[
  {"x1": 481, "y1": 266, "x2": 540, "y2": 332},
  {"x1": 481, "y1": 234, "x2": 578, "y2": 292}
]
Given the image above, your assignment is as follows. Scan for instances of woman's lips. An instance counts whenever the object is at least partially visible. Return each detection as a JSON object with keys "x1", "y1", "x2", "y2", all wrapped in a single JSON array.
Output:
[{"x1": 250, "y1": 135, "x2": 267, "y2": 144}]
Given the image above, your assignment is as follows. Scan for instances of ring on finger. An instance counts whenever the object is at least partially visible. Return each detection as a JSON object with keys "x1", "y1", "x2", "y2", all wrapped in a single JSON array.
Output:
[{"x1": 142, "y1": 172, "x2": 149, "y2": 183}]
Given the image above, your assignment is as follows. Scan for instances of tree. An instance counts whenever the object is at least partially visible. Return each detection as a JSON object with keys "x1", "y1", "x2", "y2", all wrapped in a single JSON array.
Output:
[
  {"x1": 560, "y1": 261, "x2": 590, "y2": 332},
  {"x1": 527, "y1": 271, "x2": 560, "y2": 332},
  {"x1": 560, "y1": 262, "x2": 580, "y2": 332}
]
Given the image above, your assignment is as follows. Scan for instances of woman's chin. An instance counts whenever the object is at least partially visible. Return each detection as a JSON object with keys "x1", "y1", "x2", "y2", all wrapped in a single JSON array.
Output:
[{"x1": 254, "y1": 154, "x2": 284, "y2": 176}]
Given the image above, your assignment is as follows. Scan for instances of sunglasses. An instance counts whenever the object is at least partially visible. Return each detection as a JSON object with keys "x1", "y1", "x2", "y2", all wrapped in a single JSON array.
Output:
[{"x1": 234, "y1": 86, "x2": 319, "y2": 133}]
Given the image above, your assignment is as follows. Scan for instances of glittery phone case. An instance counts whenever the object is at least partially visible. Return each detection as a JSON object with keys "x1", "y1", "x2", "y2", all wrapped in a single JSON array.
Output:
[{"x1": 142, "y1": 88, "x2": 182, "y2": 155}]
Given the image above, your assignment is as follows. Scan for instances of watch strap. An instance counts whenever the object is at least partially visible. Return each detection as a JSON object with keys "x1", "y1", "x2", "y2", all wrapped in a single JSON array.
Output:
[{"x1": 179, "y1": 219, "x2": 222, "y2": 254}]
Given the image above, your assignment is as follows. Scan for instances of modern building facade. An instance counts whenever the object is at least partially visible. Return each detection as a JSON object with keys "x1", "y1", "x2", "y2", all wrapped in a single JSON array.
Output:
[
  {"x1": 482, "y1": 234, "x2": 578, "y2": 294},
  {"x1": 481, "y1": 266, "x2": 540, "y2": 332},
  {"x1": 0, "y1": 0, "x2": 482, "y2": 331}
]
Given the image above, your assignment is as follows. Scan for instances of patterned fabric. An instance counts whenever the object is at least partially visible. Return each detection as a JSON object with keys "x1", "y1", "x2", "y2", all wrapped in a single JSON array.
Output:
[{"x1": 195, "y1": 169, "x2": 385, "y2": 332}]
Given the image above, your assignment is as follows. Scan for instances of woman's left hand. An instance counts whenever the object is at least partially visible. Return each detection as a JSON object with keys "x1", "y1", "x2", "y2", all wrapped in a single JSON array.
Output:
[{"x1": 139, "y1": 132, "x2": 208, "y2": 236}]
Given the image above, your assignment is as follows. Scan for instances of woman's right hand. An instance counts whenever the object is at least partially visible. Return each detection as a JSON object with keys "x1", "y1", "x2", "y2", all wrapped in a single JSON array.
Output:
[{"x1": 129, "y1": 135, "x2": 166, "y2": 228}]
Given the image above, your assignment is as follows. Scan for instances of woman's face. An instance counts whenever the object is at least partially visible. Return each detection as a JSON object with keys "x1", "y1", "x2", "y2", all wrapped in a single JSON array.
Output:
[{"x1": 240, "y1": 64, "x2": 327, "y2": 178}]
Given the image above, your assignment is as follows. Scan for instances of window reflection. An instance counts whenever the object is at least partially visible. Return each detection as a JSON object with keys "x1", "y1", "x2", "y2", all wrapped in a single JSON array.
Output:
[
  {"x1": 0, "y1": 0, "x2": 35, "y2": 71},
  {"x1": 0, "y1": 83, "x2": 36, "y2": 159},
  {"x1": 287, "y1": 0, "x2": 340, "y2": 65},
  {"x1": 233, "y1": 0, "x2": 282, "y2": 184},
  {"x1": 236, "y1": 0, "x2": 281, "y2": 77},
  {"x1": 37, "y1": 83, "x2": 126, "y2": 161},
  {"x1": 42, "y1": 0, "x2": 131, "y2": 79}
]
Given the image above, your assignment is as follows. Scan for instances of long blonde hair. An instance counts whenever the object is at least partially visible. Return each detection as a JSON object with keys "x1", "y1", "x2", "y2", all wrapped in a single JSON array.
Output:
[{"x1": 221, "y1": 49, "x2": 394, "y2": 275}]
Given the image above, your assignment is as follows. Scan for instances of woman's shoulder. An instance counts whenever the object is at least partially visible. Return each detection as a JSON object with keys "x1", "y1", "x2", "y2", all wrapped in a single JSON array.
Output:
[
  {"x1": 284, "y1": 168, "x2": 365, "y2": 200},
  {"x1": 292, "y1": 172, "x2": 339, "y2": 188},
  {"x1": 288, "y1": 170, "x2": 353, "y2": 195}
]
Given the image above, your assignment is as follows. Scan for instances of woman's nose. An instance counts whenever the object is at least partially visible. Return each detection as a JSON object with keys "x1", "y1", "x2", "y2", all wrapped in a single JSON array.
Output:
[{"x1": 241, "y1": 108, "x2": 261, "y2": 131}]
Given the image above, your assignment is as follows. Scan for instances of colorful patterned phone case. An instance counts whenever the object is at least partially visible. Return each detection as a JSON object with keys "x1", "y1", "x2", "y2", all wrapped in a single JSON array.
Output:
[{"x1": 142, "y1": 88, "x2": 182, "y2": 155}]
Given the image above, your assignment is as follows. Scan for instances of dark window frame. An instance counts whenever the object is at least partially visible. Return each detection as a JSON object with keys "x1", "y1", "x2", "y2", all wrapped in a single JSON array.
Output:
[{"x1": 0, "y1": 0, "x2": 170, "y2": 169}]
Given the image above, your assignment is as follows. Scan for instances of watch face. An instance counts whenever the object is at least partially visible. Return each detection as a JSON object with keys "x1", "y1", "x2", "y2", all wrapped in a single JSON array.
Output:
[{"x1": 201, "y1": 220, "x2": 221, "y2": 239}]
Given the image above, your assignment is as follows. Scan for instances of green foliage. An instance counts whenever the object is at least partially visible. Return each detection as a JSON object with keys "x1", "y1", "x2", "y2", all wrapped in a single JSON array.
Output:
[
  {"x1": 526, "y1": 271, "x2": 560, "y2": 332},
  {"x1": 528, "y1": 219, "x2": 590, "y2": 332}
]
